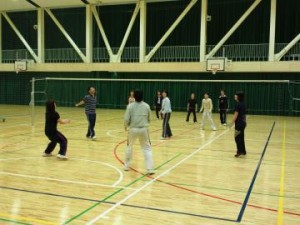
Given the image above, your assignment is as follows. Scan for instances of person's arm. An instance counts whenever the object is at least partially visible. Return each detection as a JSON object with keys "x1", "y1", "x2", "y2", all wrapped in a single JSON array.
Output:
[
  {"x1": 124, "y1": 106, "x2": 131, "y2": 131},
  {"x1": 195, "y1": 103, "x2": 198, "y2": 112},
  {"x1": 209, "y1": 99, "x2": 213, "y2": 113},
  {"x1": 58, "y1": 118, "x2": 71, "y2": 124},
  {"x1": 75, "y1": 100, "x2": 84, "y2": 107},
  {"x1": 187, "y1": 102, "x2": 190, "y2": 112},
  {"x1": 199, "y1": 100, "x2": 203, "y2": 113},
  {"x1": 160, "y1": 99, "x2": 165, "y2": 114},
  {"x1": 226, "y1": 97, "x2": 229, "y2": 111},
  {"x1": 230, "y1": 111, "x2": 238, "y2": 128}
]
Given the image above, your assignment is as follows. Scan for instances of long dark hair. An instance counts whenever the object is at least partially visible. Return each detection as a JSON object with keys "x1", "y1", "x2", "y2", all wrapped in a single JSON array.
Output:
[{"x1": 46, "y1": 100, "x2": 56, "y2": 113}]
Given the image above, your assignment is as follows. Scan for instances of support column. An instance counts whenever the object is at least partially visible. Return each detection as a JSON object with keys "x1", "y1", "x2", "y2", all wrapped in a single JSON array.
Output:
[
  {"x1": 268, "y1": 0, "x2": 277, "y2": 61},
  {"x1": 275, "y1": 34, "x2": 300, "y2": 61},
  {"x1": 139, "y1": 0, "x2": 147, "y2": 63},
  {"x1": 37, "y1": 8, "x2": 45, "y2": 63},
  {"x1": 86, "y1": 5, "x2": 93, "y2": 63},
  {"x1": 0, "y1": 14, "x2": 2, "y2": 63},
  {"x1": 200, "y1": 0, "x2": 207, "y2": 62}
]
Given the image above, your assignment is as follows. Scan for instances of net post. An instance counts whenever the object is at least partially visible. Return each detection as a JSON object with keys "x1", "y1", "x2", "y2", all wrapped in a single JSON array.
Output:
[{"x1": 30, "y1": 77, "x2": 35, "y2": 126}]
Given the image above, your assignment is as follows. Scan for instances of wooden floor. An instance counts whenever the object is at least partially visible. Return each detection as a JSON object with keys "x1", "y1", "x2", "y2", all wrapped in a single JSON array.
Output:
[{"x1": 0, "y1": 105, "x2": 299, "y2": 225}]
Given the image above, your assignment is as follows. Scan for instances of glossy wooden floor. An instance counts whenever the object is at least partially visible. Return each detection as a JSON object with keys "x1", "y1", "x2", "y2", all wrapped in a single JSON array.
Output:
[{"x1": 0, "y1": 105, "x2": 299, "y2": 225}]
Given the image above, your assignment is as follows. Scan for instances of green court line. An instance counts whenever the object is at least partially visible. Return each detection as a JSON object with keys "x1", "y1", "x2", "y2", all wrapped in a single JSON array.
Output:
[
  {"x1": 63, "y1": 153, "x2": 182, "y2": 225},
  {"x1": 0, "y1": 218, "x2": 33, "y2": 225},
  {"x1": 161, "y1": 182, "x2": 300, "y2": 200}
]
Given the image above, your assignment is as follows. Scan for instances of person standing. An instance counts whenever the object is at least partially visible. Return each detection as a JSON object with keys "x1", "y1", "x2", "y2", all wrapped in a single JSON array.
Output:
[
  {"x1": 124, "y1": 89, "x2": 154, "y2": 175},
  {"x1": 75, "y1": 86, "x2": 97, "y2": 140},
  {"x1": 186, "y1": 93, "x2": 198, "y2": 123},
  {"x1": 43, "y1": 100, "x2": 70, "y2": 159},
  {"x1": 218, "y1": 90, "x2": 229, "y2": 125},
  {"x1": 160, "y1": 90, "x2": 173, "y2": 139},
  {"x1": 230, "y1": 91, "x2": 247, "y2": 157},
  {"x1": 199, "y1": 93, "x2": 216, "y2": 131},
  {"x1": 128, "y1": 90, "x2": 135, "y2": 105},
  {"x1": 154, "y1": 90, "x2": 162, "y2": 119}
]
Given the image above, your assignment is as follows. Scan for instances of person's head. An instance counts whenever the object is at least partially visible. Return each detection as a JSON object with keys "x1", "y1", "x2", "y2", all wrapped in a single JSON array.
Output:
[
  {"x1": 130, "y1": 90, "x2": 134, "y2": 97},
  {"x1": 220, "y1": 90, "x2": 225, "y2": 96},
  {"x1": 204, "y1": 93, "x2": 209, "y2": 99},
  {"x1": 88, "y1": 86, "x2": 96, "y2": 96},
  {"x1": 191, "y1": 93, "x2": 195, "y2": 99},
  {"x1": 235, "y1": 91, "x2": 244, "y2": 102},
  {"x1": 134, "y1": 89, "x2": 143, "y2": 102},
  {"x1": 162, "y1": 90, "x2": 168, "y2": 98},
  {"x1": 46, "y1": 100, "x2": 56, "y2": 112},
  {"x1": 157, "y1": 90, "x2": 161, "y2": 96}
]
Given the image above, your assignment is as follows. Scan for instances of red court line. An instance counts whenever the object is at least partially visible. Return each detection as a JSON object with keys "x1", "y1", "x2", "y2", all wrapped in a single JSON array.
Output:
[{"x1": 113, "y1": 139, "x2": 300, "y2": 217}]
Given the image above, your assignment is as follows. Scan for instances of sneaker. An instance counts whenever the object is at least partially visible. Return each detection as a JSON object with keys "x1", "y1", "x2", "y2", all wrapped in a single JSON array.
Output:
[
  {"x1": 160, "y1": 137, "x2": 166, "y2": 140},
  {"x1": 57, "y1": 154, "x2": 68, "y2": 159},
  {"x1": 234, "y1": 154, "x2": 241, "y2": 158},
  {"x1": 212, "y1": 128, "x2": 217, "y2": 131},
  {"x1": 146, "y1": 170, "x2": 155, "y2": 175},
  {"x1": 91, "y1": 136, "x2": 97, "y2": 140},
  {"x1": 223, "y1": 123, "x2": 227, "y2": 126},
  {"x1": 42, "y1": 153, "x2": 52, "y2": 157},
  {"x1": 124, "y1": 167, "x2": 129, "y2": 171}
]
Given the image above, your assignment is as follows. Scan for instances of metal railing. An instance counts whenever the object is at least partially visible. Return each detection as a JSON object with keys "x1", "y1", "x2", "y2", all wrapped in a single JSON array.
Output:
[{"x1": 2, "y1": 43, "x2": 300, "y2": 63}]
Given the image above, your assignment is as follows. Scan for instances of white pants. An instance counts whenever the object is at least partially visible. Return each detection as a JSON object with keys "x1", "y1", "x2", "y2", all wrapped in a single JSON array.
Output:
[
  {"x1": 125, "y1": 127, "x2": 153, "y2": 170},
  {"x1": 200, "y1": 111, "x2": 216, "y2": 130}
]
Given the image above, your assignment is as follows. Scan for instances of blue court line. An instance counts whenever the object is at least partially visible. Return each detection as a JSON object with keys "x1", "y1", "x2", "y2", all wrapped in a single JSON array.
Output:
[
  {"x1": 236, "y1": 121, "x2": 276, "y2": 222},
  {"x1": 0, "y1": 186, "x2": 236, "y2": 223}
]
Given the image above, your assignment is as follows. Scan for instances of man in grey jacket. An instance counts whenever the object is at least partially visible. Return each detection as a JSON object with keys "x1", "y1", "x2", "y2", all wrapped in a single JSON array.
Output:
[{"x1": 124, "y1": 89, "x2": 154, "y2": 175}]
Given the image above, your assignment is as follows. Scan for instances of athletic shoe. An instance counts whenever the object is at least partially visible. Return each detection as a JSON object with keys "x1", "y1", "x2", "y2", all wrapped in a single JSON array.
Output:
[
  {"x1": 57, "y1": 154, "x2": 68, "y2": 159},
  {"x1": 160, "y1": 137, "x2": 166, "y2": 140},
  {"x1": 42, "y1": 153, "x2": 52, "y2": 157},
  {"x1": 223, "y1": 123, "x2": 227, "y2": 126},
  {"x1": 212, "y1": 128, "x2": 217, "y2": 131},
  {"x1": 234, "y1": 154, "x2": 241, "y2": 157},
  {"x1": 146, "y1": 170, "x2": 155, "y2": 175},
  {"x1": 91, "y1": 136, "x2": 97, "y2": 140}
]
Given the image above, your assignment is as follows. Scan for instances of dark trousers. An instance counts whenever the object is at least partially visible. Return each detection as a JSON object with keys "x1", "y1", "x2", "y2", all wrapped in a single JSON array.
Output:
[
  {"x1": 235, "y1": 123, "x2": 247, "y2": 155},
  {"x1": 86, "y1": 113, "x2": 96, "y2": 137},
  {"x1": 220, "y1": 109, "x2": 227, "y2": 124},
  {"x1": 186, "y1": 108, "x2": 197, "y2": 122},
  {"x1": 45, "y1": 131, "x2": 68, "y2": 155},
  {"x1": 162, "y1": 113, "x2": 172, "y2": 138},
  {"x1": 156, "y1": 105, "x2": 162, "y2": 119}
]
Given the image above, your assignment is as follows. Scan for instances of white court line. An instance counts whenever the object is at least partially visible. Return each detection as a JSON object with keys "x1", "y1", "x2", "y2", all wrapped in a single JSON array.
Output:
[
  {"x1": 86, "y1": 129, "x2": 229, "y2": 225},
  {"x1": 0, "y1": 157, "x2": 130, "y2": 190}
]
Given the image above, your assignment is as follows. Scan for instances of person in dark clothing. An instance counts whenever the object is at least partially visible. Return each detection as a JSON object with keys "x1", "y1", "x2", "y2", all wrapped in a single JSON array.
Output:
[
  {"x1": 230, "y1": 91, "x2": 247, "y2": 158},
  {"x1": 43, "y1": 100, "x2": 70, "y2": 159},
  {"x1": 186, "y1": 93, "x2": 198, "y2": 123},
  {"x1": 154, "y1": 90, "x2": 162, "y2": 119},
  {"x1": 218, "y1": 90, "x2": 229, "y2": 125}
]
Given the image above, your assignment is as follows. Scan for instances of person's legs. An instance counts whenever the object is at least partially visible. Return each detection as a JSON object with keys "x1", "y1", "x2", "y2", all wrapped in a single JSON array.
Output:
[
  {"x1": 56, "y1": 131, "x2": 68, "y2": 156},
  {"x1": 220, "y1": 110, "x2": 223, "y2": 124},
  {"x1": 207, "y1": 112, "x2": 216, "y2": 130},
  {"x1": 200, "y1": 112, "x2": 206, "y2": 129},
  {"x1": 44, "y1": 134, "x2": 57, "y2": 154},
  {"x1": 186, "y1": 109, "x2": 191, "y2": 122},
  {"x1": 125, "y1": 129, "x2": 137, "y2": 170},
  {"x1": 192, "y1": 109, "x2": 197, "y2": 122},
  {"x1": 162, "y1": 113, "x2": 172, "y2": 137},
  {"x1": 86, "y1": 113, "x2": 91, "y2": 137},
  {"x1": 156, "y1": 106, "x2": 160, "y2": 119},
  {"x1": 90, "y1": 113, "x2": 96, "y2": 138},
  {"x1": 139, "y1": 128, "x2": 154, "y2": 171},
  {"x1": 234, "y1": 126, "x2": 246, "y2": 156}
]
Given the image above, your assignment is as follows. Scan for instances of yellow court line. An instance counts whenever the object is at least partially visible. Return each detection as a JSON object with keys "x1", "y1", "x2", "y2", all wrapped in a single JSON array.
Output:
[
  {"x1": 277, "y1": 121, "x2": 286, "y2": 225},
  {"x1": 0, "y1": 212, "x2": 59, "y2": 225}
]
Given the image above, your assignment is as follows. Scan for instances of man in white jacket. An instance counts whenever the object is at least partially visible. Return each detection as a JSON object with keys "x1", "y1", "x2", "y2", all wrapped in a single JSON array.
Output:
[
  {"x1": 124, "y1": 89, "x2": 154, "y2": 175},
  {"x1": 199, "y1": 93, "x2": 217, "y2": 131}
]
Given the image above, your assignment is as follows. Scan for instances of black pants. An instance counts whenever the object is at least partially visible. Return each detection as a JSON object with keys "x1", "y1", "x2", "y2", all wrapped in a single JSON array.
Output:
[
  {"x1": 186, "y1": 108, "x2": 197, "y2": 122},
  {"x1": 162, "y1": 113, "x2": 172, "y2": 138},
  {"x1": 235, "y1": 123, "x2": 246, "y2": 155},
  {"x1": 156, "y1": 105, "x2": 162, "y2": 119},
  {"x1": 220, "y1": 109, "x2": 227, "y2": 124},
  {"x1": 86, "y1": 113, "x2": 96, "y2": 138},
  {"x1": 45, "y1": 131, "x2": 68, "y2": 155}
]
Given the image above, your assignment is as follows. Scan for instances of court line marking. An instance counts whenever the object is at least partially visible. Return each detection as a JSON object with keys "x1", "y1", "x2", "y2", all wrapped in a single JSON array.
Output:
[
  {"x1": 237, "y1": 121, "x2": 276, "y2": 222},
  {"x1": 277, "y1": 121, "x2": 286, "y2": 225},
  {"x1": 0, "y1": 185, "x2": 235, "y2": 223},
  {"x1": 113, "y1": 129, "x2": 300, "y2": 218},
  {"x1": 0, "y1": 212, "x2": 58, "y2": 225},
  {"x1": 86, "y1": 129, "x2": 229, "y2": 224},
  {"x1": 63, "y1": 153, "x2": 182, "y2": 225},
  {"x1": 0, "y1": 218, "x2": 32, "y2": 225},
  {"x1": 0, "y1": 157, "x2": 128, "y2": 190}
]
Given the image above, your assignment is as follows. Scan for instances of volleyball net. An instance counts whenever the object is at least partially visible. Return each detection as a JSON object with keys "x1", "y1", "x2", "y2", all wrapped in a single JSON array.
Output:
[{"x1": 27, "y1": 77, "x2": 299, "y2": 124}]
